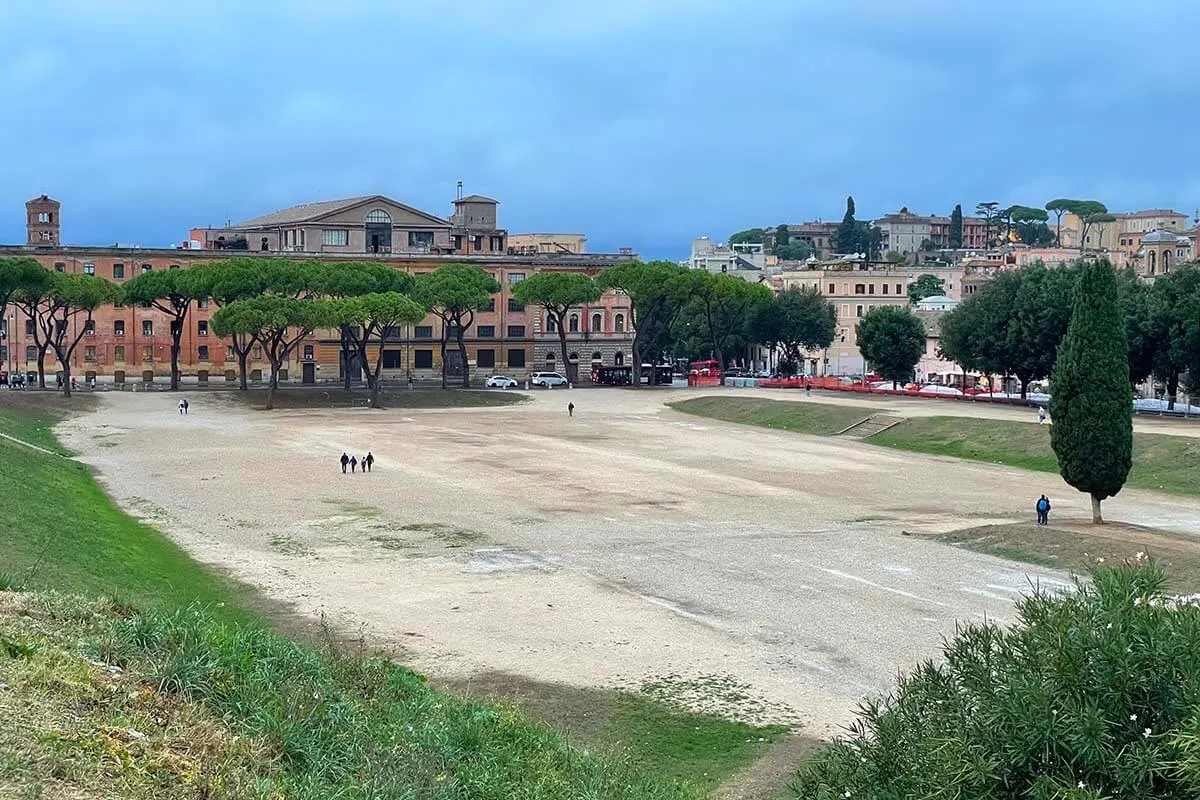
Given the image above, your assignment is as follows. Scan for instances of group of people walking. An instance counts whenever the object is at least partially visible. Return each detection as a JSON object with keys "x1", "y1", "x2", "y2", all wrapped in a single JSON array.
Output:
[{"x1": 340, "y1": 452, "x2": 374, "y2": 473}]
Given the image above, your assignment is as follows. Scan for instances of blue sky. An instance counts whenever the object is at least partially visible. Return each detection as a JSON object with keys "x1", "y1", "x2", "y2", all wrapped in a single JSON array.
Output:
[{"x1": 2, "y1": 0, "x2": 1198, "y2": 258}]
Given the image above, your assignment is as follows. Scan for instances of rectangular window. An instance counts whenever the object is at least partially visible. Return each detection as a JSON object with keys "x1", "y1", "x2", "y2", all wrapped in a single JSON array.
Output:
[
  {"x1": 490, "y1": 236, "x2": 503, "y2": 251},
  {"x1": 882, "y1": 284, "x2": 889, "y2": 294},
  {"x1": 408, "y1": 231, "x2": 434, "y2": 248},
  {"x1": 507, "y1": 325, "x2": 526, "y2": 338},
  {"x1": 896, "y1": 284, "x2": 903, "y2": 294},
  {"x1": 142, "y1": 320, "x2": 154, "y2": 336},
  {"x1": 856, "y1": 305, "x2": 864, "y2": 318},
  {"x1": 197, "y1": 320, "x2": 208, "y2": 336},
  {"x1": 855, "y1": 284, "x2": 865, "y2": 295},
  {"x1": 453, "y1": 235, "x2": 463, "y2": 249},
  {"x1": 142, "y1": 345, "x2": 153, "y2": 362},
  {"x1": 303, "y1": 345, "x2": 314, "y2": 360},
  {"x1": 226, "y1": 346, "x2": 234, "y2": 360},
  {"x1": 868, "y1": 284, "x2": 875, "y2": 294},
  {"x1": 84, "y1": 319, "x2": 95, "y2": 336},
  {"x1": 477, "y1": 348, "x2": 496, "y2": 368},
  {"x1": 477, "y1": 325, "x2": 495, "y2": 338},
  {"x1": 322, "y1": 229, "x2": 349, "y2": 247},
  {"x1": 381, "y1": 350, "x2": 401, "y2": 369},
  {"x1": 507, "y1": 348, "x2": 526, "y2": 368},
  {"x1": 413, "y1": 349, "x2": 433, "y2": 369},
  {"x1": 508, "y1": 272, "x2": 526, "y2": 284},
  {"x1": 54, "y1": 262, "x2": 65, "y2": 272},
  {"x1": 114, "y1": 345, "x2": 125, "y2": 362},
  {"x1": 473, "y1": 235, "x2": 483, "y2": 251},
  {"x1": 25, "y1": 319, "x2": 34, "y2": 335},
  {"x1": 84, "y1": 345, "x2": 97, "y2": 362},
  {"x1": 508, "y1": 298, "x2": 524, "y2": 312},
  {"x1": 198, "y1": 345, "x2": 209, "y2": 362},
  {"x1": 252, "y1": 345, "x2": 262, "y2": 359},
  {"x1": 26, "y1": 345, "x2": 37, "y2": 361},
  {"x1": 415, "y1": 325, "x2": 433, "y2": 338},
  {"x1": 112, "y1": 263, "x2": 125, "y2": 279},
  {"x1": 83, "y1": 262, "x2": 95, "y2": 275},
  {"x1": 828, "y1": 283, "x2": 835, "y2": 294}
]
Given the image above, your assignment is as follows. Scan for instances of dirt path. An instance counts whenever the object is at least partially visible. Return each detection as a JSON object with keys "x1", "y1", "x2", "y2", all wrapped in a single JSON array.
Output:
[{"x1": 54, "y1": 389, "x2": 1199, "y2": 739}]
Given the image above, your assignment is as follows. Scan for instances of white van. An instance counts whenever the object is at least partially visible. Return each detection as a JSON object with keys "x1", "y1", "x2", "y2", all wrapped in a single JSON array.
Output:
[{"x1": 531, "y1": 372, "x2": 568, "y2": 387}]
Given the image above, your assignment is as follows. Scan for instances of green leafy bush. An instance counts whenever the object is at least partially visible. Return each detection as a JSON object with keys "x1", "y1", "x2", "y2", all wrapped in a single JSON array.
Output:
[{"x1": 790, "y1": 562, "x2": 1200, "y2": 799}]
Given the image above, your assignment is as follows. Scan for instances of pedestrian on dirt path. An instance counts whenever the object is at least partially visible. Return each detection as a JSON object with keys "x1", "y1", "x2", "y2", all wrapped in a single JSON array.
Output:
[
  {"x1": 340, "y1": 452, "x2": 350, "y2": 473},
  {"x1": 179, "y1": 398, "x2": 189, "y2": 415},
  {"x1": 1038, "y1": 406, "x2": 1047, "y2": 424},
  {"x1": 349, "y1": 455, "x2": 358, "y2": 473},
  {"x1": 1036, "y1": 495, "x2": 1051, "y2": 526},
  {"x1": 568, "y1": 402, "x2": 574, "y2": 417},
  {"x1": 805, "y1": 381, "x2": 811, "y2": 396},
  {"x1": 364, "y1": 452, "x2": 374, "y2": 472}
]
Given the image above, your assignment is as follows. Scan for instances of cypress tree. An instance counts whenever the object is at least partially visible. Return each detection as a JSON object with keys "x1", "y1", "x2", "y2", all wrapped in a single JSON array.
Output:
[
  {"x1": 949, "y1": 204, "x2": 963, "y2": 249},
  {"x1": 1049, "y1": 259, "x2": 1132, "y2": 523},
  {"x1": 837, "y1": 196, "x2": 858, "y2": 255}
]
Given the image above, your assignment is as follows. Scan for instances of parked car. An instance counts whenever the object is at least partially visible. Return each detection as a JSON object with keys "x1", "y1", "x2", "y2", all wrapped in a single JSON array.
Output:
[
  {"x1": 531, "y1": 371, "x2": 568, "y2": 387},
  {"x1": 485, "y1": 375, "x2": 519, "y2": 388}
]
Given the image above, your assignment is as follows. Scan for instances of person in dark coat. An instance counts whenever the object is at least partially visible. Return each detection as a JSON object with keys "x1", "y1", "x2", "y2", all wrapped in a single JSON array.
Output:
[
  {"x1": 568, "y1": 402, "x2": 574, "y2": 417},
  {"x1": 340, "y1": 452, "x2": 349, "y2": 473},
  {"x1": 364, "y1": 452, "x2": 374, "y2": 472},
  {"x1": 1036, "y1": 495, "x2": 1051, "y2": 526},
  {"x1": 349, "y1": 455, "x2": 358, "y2": 473}
]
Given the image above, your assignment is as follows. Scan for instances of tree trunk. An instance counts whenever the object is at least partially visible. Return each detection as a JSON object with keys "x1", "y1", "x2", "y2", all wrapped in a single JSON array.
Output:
[
  {"x1": 1167, "y1": 373, "x2": 1179, "y2": 411},
  {"x1": 60, "y1": 361, "x2": 71, "y2": 398},
  {"x1": 1091, "y1": 494, "x2": 1103, "y2": 524},
  {"x1": 457, "y1": 331, "x2": 470, "y2": 389},
  {"x1": 557, "y1": 323, "x2": 572, "y2": 384},
  {"x1": 370, "y1": 373, "x2": 382, "y2": 409},
  {"x1": 238, "y1": 349, "x2": 249, "y2": 391},
  {"x1": 265, "y1": 359, "x2": 280, "y2": 410},
  {"x1": 37, "y1": 349, "x2": 47, "y2": 389},
  {"x1": 631, "y1": 332, "x2": 643, "y2": 388},
  {"x1": 439, "y1": 334, "x2": 448, "y2": 390},
  {"x1": 341, "y1": 327, "x2": 353, "y2": 392},
  {"x1": 170, "y1": 327, "x2": 182, "y2": 390}
]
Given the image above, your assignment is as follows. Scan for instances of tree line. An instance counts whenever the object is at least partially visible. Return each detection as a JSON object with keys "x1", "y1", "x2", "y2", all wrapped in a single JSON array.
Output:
[{"x1": 940, "y1": 260, "x2": 1200, "y2": 404}]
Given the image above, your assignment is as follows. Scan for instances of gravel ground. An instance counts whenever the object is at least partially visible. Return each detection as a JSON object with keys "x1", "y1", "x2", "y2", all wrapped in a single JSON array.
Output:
[{"x1": 55, "y1": 387, "x2": 1200, "y2": 735}]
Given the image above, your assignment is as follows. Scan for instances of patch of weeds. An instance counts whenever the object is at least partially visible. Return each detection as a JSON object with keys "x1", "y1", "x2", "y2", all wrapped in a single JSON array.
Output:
[
  {"x1": 400, "y1": 522, "x2": 485, "y2": 548},
  {"x1": 626, "y1": 672, "x2": 803, "y2": 727},
  {"x1": 268, "y1": 535, "x2": 313, "y2": 557},
  {"x1": 321, "y1": 500, "x2": 382, "y2": 520},
  {"x1": 0, "y1": 572, "x2": 23, "y2": 592},
  {"x1": 368, "y1": 535, "x2": 417, "y2": 552}
]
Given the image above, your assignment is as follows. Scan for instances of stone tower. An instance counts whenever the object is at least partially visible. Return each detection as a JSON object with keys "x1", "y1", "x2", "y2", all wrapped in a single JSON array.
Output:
[{"x1": 26, "y1": 194, "x2": 61, "y2": 247}]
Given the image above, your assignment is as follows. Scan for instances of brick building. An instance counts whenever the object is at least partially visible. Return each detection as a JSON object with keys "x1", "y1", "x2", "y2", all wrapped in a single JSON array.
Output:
[{"x1": 2, "y1": 195, "x2": 635, "y2": 386}]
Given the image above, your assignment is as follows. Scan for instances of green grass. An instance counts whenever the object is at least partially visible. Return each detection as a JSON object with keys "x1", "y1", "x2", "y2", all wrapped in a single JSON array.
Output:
[
  {"x1": 222, "y1": 388, "x2": 528, "y2": 410},
  {"x1": 668, "y1": 396, "x2": 872, "y2": 436},
  {"x1": 0, "y1": 406, "x2": 253, "y2": 617},
  {"x1": 872, "y1": 416, "x2": 1200, "y2": 497},
  {"x1": 0, "y1": 402, "x2": 785, "y2": 798}
]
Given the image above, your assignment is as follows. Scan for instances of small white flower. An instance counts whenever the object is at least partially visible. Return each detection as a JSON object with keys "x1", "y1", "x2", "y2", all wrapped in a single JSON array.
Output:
[
  {"x1": 1078, "y1": 781, "x2": 1086, "y2": 789},
  {"x1": 1130, "y1": 713, "x2": 1138, "y2": 721},
  {"x1": 312, "y1": 692, "x2": 320, "y2": 700},
  {"x1": 844, "y1": 792, "x2": 852, "y2": 799},
  {"x1": 1096, "y1": 557, "x2": 1106, "y2": 564},
  {"x1": 1135, "y1": 551, "x2": 1146, "y2": 562},
  {"x1": 1144, "y1": 728, "x2": 1152, "y2": 738},
  {"x1": 1106, "y1": 623, "x2": 1113, "y2": 629}
]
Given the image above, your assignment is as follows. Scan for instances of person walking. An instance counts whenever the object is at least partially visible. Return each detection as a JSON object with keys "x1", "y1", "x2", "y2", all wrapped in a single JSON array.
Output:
[
  {"x1": 349, "y1": 455, "x2": 358, "y2": 474},
  {"x1": 1037, "y1": 406, "x2": 1047, "y2": 424},
  {"x1": 1036, "y1": 495, "x2": 1051, "y2": 526},
  {"x1": 179, "y1": 398, "x2": 189, "y2": 415},
  {"x1": 364, "y1": 452, "x2": 374, "y2": 472},
  {"x1": 805, "y1": 381, "x2": 811, "y2": 396},
  {"x1": 340, "y1": 453, "x2": 349, "y2": 474},
  {"x1": 568, "y1": 402, "x2": 574, "y2": 417}
]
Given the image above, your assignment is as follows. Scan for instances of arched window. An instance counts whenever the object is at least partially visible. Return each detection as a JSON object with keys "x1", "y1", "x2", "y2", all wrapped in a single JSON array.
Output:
[
  {"x1": 260, "y1": 237, "x2": 269, "y2": 251},
  {"x1": 1162, "y1": 250, "x2": 1170, "y2": 272},
  {"x1": 615, "y1": 314, "x2": 625, "y2": 333},
  {"x1": 568, "y1": 352, "x2": 579, "y2": 363},
  {"x1": 591, "y1": 313, "x2": 602, "y2": 332},
  {"x1": 590, "y1": 351, "x2": 603, "y2": 362},
  {"x1": 569, "y1": 314, "x2": 579, "y2": 333},
  {"x1": 545, "y1": 352, "x2": 556, "y2": 362},
  {"x1": 365, "y1": 209, "x2": 392, "y2": 224},
  {"x1": 547, "y1": 316, "x2": 558, "y2": 332},
  {"x1": 1148, "y1": 250, "x2": 1157, "y2": 274},
  {"x1": 614, "y1": 351, "x2": 624, "y2": 365}
]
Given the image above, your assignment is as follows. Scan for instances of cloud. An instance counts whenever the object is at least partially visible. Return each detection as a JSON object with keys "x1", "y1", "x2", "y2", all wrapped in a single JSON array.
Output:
[{"x1": 1, "y1": 0, "x2": 1198, "y2": 257}]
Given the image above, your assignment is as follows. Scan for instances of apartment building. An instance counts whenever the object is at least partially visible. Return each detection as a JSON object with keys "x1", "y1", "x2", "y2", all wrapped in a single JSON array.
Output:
[
  {"x1": 762, "y1": 222, "x2": 839, "y2": 254},
  {"x1": 2, "y1": 196, "x2": 634, "y2": 386},
  {"x1": 1059, "y1": 208, "x2": 1190, "y2": 251},
  {"x1": 507, "y1": 233, "x2": 587, "y2": 255}
]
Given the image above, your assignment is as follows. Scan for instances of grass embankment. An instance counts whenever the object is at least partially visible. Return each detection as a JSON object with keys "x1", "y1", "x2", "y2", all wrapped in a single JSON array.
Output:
[
  {"x1": 221, "y1": 388, "x2": 527, "y2": 410},
  {"x1": 871, "y1": 416, "x2": 1200, "y2": 498},
  {"x1": 668, "y1": 396, "x2": 871, "y2": 436},
  {"x1": 0, "y1": 403, "x2": 780, "y2": 798},
  {"x1": 671, "y1": 397, "x2": 1200, "y2": 498}
]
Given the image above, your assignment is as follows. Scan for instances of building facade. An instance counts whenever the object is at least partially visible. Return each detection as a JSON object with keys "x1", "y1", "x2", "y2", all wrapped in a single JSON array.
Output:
[
  {"x1": 3, "y1": 196, "x2": 635, "y2": 386},
  {"x1": 507, "y1": 233, "x2": 587, "y2": 255}
]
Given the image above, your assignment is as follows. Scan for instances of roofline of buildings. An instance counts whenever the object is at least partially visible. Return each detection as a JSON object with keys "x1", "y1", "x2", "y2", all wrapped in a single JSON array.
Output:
[{"x1": 0, "y1": 243, "x2": 635, "y2": 266}]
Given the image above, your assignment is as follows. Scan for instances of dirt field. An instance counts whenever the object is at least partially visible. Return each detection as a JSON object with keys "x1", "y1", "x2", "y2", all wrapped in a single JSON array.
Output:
[{"x1": 55, "y1": 387, "x2": 1200, "y2": 737}]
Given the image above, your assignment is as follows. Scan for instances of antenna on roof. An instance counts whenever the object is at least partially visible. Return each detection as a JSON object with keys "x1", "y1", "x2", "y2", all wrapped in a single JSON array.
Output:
[{"x1": 456, "y1": 181, "x2": 463, "y2": 201}]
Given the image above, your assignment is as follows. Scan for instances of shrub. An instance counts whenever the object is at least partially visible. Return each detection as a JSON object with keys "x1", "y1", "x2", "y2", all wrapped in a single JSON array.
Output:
[{"x1": 790, "y1": 562, "x2": 1200, "y2": 799}]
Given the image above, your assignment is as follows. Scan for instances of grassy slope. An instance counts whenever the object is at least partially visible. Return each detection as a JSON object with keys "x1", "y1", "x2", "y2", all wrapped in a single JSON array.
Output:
[
  {"x1": 0, "y1": 403, "x2": 781, "y2": 798},
  {"x1": 871, "y1": 416, "x2": 1200, "y2": 497},
  {"x1": 668, "y1": 396, "x2": 872, "y2": 436}
]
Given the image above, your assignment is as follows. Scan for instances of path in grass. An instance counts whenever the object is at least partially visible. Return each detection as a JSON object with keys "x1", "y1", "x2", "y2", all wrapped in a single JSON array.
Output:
[{"x1": 671, "y1": 396, "x2": 1200, "y2": 498}]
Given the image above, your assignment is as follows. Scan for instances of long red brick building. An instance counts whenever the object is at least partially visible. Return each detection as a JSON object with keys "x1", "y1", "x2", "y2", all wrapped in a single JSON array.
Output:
[{"x1": 2, "y1": 194, "x2": 637, "y2": 386}]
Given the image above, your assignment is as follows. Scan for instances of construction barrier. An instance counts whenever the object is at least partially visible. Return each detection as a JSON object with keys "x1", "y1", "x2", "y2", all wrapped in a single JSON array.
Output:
[{"x1": 758, "y1": 376, "x2": 1033, "y2": 406}]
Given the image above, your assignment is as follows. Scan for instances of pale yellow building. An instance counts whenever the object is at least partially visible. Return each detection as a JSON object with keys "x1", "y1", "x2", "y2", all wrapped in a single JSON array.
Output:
[
  {"x1": 1060, "y1": 208, "x2": 1189, "y2": 251},
  {"x1": 506, "y1": 233, "x2": 587, "y2": 256}
]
